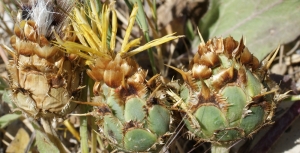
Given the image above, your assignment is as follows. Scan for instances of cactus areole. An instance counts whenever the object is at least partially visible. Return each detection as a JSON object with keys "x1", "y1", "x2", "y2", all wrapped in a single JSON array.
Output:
[{"x1": 168, "y1": 36, "x2": 279, "y2": 145}]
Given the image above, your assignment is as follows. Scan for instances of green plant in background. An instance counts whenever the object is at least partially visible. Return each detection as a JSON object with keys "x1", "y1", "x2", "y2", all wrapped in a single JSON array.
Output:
[{"x1": 197, "y1": 0, "x2": 300, "y2": 61}]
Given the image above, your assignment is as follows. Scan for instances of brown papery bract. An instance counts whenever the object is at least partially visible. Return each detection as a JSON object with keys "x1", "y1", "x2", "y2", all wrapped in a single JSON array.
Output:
[
  {"x1": 6, "y1": 10, "x2": 83, "y2": 118},
  {"x1": 192, "y1": 64, "x2": 212, "y2": 79},
  {"x1": 198, "y1": 52, "x2": 220, "y2": 68},
  {"x1": 223, "y1": 36, "x2": 238, "y2": 58}
]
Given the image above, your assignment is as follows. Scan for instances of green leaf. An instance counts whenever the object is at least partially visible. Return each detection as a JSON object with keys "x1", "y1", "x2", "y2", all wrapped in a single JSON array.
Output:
[
  {"x1": 0, "y1": 113, "x2": 21, "y2": 128},
  {"x1": 0, "y1": 77, "x2": 9, "y2": 105},
  {"x1": 2, "y1": 89, "x2": 13, "y2": 105},
  {"x1": 198, "y1": 0, "x2": 220, "y2": 41},
  {"x1": 202, "y1": 0, "x2": 300, "y2": 61},
  {"x1": 34, "y1": 122, "x2": 60, "y2": 153},
  {"x1": 0, "y1": 77, "x2": 8, "y2": 90},
  {"x1": 185, "y1": 19, "x2": 195, "y2": 40},
  {"x1": 125, "y1": 0, "x2": 157, "y2": 74},
  {"x1": 125, "y1": 0, "x2": 149, "y2": 33}
]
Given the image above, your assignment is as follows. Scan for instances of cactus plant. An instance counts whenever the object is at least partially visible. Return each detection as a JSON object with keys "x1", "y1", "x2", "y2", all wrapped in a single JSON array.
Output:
[
  {"x1": 56, "y1": 1, "x2": 182, "y2": 152},
  {"x1": 167, "y1": 36, "x2": 285, "y2": 152}
]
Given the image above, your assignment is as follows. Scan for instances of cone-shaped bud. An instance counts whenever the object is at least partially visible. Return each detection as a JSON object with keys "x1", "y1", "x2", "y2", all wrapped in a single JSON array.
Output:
[
  {"x1": 6, "y1": 0, "x2": 82, "y2": 118},
  {"x1": 57, "y1": 1, "x2": 182, "y2": 152},
  {"x1": 169, "y1": 36, "x2": 282, "y2": 145}
]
